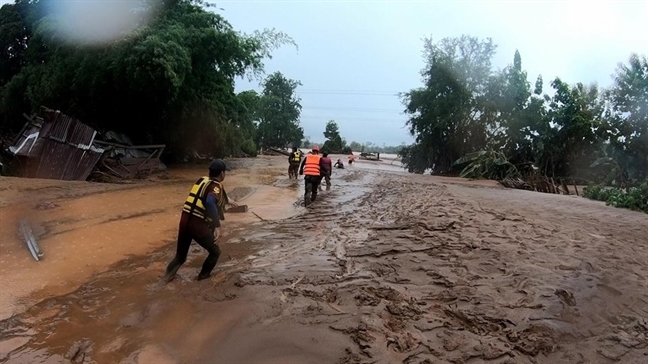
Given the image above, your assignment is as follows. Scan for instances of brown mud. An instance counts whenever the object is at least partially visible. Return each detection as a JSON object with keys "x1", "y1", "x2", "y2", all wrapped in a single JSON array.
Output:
[{"x1": 1, "y1": 156, "x2": 647, "y2": 363}]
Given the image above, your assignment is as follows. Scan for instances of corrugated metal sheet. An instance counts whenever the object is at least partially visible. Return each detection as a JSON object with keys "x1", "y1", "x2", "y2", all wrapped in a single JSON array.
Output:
[
  {"x1": 45, "y1": 113, "x2": 72, "y2": 142},
  {"x1": 9, "y1": 107, "x2": 105, "y2": 181},
  {"x1": 9, "y1": 123, "x2": 42, "y2": 158}
]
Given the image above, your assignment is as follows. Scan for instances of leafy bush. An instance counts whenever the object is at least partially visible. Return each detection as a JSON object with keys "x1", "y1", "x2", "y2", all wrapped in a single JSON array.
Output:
[
  {"x1": 240, "y1": 138, "x2": 258, "y2": 157},
  {"x1": 583, "y1": 181, "x2": 648, "y2": 213},
  {"x1": 453, "y1": 150, "x2": 520, "y2": 180}
]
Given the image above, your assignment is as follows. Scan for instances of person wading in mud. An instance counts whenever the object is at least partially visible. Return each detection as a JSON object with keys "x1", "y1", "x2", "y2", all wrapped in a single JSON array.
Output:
[
  {"x1": 288, "y1": 146, "x2": 302, "y2": 179},
  {"x1": 163, "y1": 159, "x2": 238, "y2": 282},
  {"x1": 334, "y1": 159, "x2": 345, "y2": 169},
  {"x1": 319, "y1": 152, "x2": 333, "y2": 191},
  {"x1": 299, "y1": 145, "x2": 325, "y2": 206},
  {"x1": 348, "y1": 153, "x2": 356, "y2": 166}
]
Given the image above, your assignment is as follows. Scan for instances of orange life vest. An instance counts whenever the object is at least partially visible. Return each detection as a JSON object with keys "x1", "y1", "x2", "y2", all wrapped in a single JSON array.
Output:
[{"x1": 304, "y1": 154, "x2": 321, "y2": 176}]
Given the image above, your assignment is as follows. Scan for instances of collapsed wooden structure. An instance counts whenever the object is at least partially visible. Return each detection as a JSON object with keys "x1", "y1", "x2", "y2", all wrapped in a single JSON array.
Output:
[{"x1": 7, "y1": 106, "x2": 166, "y2": 181}]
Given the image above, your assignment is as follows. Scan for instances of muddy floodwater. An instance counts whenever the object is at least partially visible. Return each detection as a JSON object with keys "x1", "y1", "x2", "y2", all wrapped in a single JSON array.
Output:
[{"x1": 1, "y1": 155, "x2": 647, "y2": 363}]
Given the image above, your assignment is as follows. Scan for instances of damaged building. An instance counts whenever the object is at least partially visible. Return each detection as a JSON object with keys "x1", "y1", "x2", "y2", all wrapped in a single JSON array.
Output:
[{"x1": 6, "y1": 106, "x2": 165, "y2": 181}]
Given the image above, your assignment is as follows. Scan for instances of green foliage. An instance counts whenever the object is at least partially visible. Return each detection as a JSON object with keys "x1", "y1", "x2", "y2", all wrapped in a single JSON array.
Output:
[
  {"x1": 453, "y1": 150, "x2": 520, "y2": 180},
  {"x1": 401, "y1": 35, "x2": 646, "y2": 188},
  {"x1": 322, "y1": 120, "x2": 346, "y2": 153},
  {"x1": 402, "y1": 35, "x2": 496, "y2": 173},
  {"x1": 240, "y1": 138, "x2": 258, "y2": 157},
  {"x1": 583, "y1": 181, "x2": 648, "y2": 213},
  {"x1": 255, "y1": 71, "x2": 304, "y2": 149},
  {"x1": 0, "y1": 0, "x2": 296, "y2": 158},
  {"x1": 347, "y1": 141, "x2": 404, "y2": 154}
]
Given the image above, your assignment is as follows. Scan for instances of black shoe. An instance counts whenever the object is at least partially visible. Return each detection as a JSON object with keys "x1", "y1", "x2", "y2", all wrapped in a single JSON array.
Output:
[{"x1": 197, "y1": 273, "x2": 211, "y2": 281}]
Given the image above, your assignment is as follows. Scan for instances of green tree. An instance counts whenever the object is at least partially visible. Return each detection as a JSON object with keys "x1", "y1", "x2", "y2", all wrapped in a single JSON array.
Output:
[
  {"x1": 322, "y1": 120, "x2": 345, "y2": 153},
  {"x1": 487, "y1": 50, "x2": 538, "y2": 164},
  {"x1": 234, "y1": 90, "x2": 261, "y2": 156},
  {"x1": 602, "y1": 54, "x2": 648, "y2": 183},
  {"x1": 401, "y1": 35, "x2": 496, "y2": 173},
  {"x1": 256, "y1": 71, "x2": 304, "y2": 148},
  {"x1": 0, "y1": 0, "x2": 296, "y2": 158},
  {"x1": 535, "y1": 79, "x2": 605, "y2": 179}
]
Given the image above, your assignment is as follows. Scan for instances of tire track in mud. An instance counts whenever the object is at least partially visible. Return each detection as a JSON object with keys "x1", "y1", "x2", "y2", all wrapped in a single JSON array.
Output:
[{"x1": 234, "y1": 172, "x2": 648, "y2": 364}]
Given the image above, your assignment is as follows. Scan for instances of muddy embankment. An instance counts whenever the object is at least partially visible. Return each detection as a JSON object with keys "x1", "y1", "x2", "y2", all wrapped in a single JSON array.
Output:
[{"x1": 1, "y1": 156, "x2": 647, "y2": 363}]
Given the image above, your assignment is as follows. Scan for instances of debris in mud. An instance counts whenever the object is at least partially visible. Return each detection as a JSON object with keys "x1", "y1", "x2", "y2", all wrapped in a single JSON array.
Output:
[
  {"x1": 6, "y1": 106, "x2": 167, "y2": 181},
  {"x1": 446, "y1": 341, "x2": 512, "y2": 363},
  {"x1": 34, "y1": 201, "x2": 59, "y2": 210},
  {"x1": 554, "y1": 288, "x2": 577, "y2": 306},
  {"x1": 201, "y1": 291, "x2": 237, "y2": 302},
  {"x1": 19, "y1": 219, "x2": 42, "y2": 261},
  {"x1": 355, "y1": 286, "x2": 403, "y2": 307},
  {"x1": 507, "y1": 325, "x2": 556, "y2": 356},
  {"x1": 330, "y1": 323, "x2": 376, "y2": 357},
  {"x1": 443, "y1": 308, "x2": 515, "y2": 336},
  {"x1": 337, "y1": 348, "x2": 365, "y2": 364},
  {"x1": 7, "y1": 107, "x2": 105, "y2": 180},
  {"x1": 226, "y1": 204, "x2": 249, "y2": 213},
  {"x1": 386, "y1": 302, "x2": 423, "y2": 320},
  {"x1": 386, "y1": 332, "x2": 421, "y2": 353},
  {"x1": 93, "y1": 140, "x2": 166, "y2": 180},
  {"x1": 65, "y1": 338, "x2": 93, "y2": 363}
]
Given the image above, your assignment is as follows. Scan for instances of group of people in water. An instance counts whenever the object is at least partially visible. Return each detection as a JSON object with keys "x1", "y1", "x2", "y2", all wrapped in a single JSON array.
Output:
[{"x1": 289, "y1": 145, "x2": 356, "y2": 205}]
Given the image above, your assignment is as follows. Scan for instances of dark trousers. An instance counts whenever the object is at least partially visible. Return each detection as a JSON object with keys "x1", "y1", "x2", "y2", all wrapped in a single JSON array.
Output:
[
  {"x1": 288, "y1": 163, "x2": 299, "y2": 178},
  {"x1": 305, "y1": 175, "x2": 321, "y2": 202},
  {"x1": 323, "y1": 169, "x2": 331, "y2": 187},
  {"x1": 165, "y1": 213, "x2": 221, "y2": 281}
]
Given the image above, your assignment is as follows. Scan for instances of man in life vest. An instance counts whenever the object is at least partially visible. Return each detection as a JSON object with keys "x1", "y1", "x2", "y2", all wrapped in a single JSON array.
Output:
[
  {"x1": 299, "y1": 145, "x2": 325, "y2": 205},
  {"x1": 319, "y1": 152, "x2": 333, "y2": 190},
  {"x1": 163, "y1": 159, "x2": 237, "y2": 283},
  {"x1": 288, "y1": 147, "x2": 302, "y2": 179}
]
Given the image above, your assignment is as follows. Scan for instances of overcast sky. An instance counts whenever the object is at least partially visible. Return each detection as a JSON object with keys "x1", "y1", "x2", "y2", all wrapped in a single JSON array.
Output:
[
  {"x1": 2, "y1": 0, "x2": 646, "y2": 146},
  {"x1": 221, "y1": 0, "x2": 648, "y2": 146}
]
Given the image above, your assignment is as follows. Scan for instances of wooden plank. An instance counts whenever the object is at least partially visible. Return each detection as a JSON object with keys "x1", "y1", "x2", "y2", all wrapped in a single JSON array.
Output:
[
  {"x1": 226, "y1": 205, "x2": 249, "y2": 213},
  {"x1": 93, "y1": 140, "x2": 166, "y2": 149}
]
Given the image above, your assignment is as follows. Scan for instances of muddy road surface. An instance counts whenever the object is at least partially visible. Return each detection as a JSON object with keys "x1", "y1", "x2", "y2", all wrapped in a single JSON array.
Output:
[{"x1": 1, "y1": 156, "x2": 647, "y2": 363}]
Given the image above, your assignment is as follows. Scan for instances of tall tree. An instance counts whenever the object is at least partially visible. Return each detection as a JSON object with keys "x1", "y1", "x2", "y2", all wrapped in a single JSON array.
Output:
[
  {"x1": 402, "y1": 35, "x2": 496, "y2": 173},
  {"x1": 322, "y1": 120, "x2": 345, "y2": 153},
  {"x1": 488, "y1": 50, "x2": 541, "y2": 165},
  {"x1": 603, "y1": 54, "x2": 648, "y2": 183},
  {"x1": 256, "y1": 71, "x2": 304, "y2": 148},
  {"x1": 536, "y1": 79, "x2": 605, "y2": 178},
  {"x1": 0, "y1": 0, "x2": 296, "y2": 158}
]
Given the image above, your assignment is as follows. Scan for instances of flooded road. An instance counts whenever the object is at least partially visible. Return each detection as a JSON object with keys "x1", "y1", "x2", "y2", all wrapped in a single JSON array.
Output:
[{"x1": 1, "y1": 156, "x2": 647, "y2": 363}]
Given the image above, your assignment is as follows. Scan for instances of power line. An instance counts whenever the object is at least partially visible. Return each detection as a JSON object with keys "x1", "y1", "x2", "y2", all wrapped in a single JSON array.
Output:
[
  {"x1": 302, "y1": 106, "x2": 403, "y2": 113},
  {"x1": 298, "y1": 89, "x2": 402, "y2": 96},
  {"x1": 299, "y1": 116, "x2": 409, "y2": 124}
]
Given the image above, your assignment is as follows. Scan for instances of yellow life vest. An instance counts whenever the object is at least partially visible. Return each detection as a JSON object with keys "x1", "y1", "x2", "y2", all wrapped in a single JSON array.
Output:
[
  {"x1": 182, "y1": 176, "x2": 226, "y2": 223},
  {"x1": 304, "y1": 154, "x2": 321, "y2": 176},
  {"x1": 292, "y1": 152, "x2": 301, "y2": 162}
]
